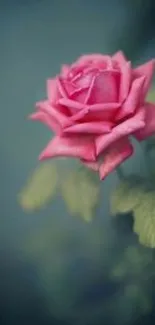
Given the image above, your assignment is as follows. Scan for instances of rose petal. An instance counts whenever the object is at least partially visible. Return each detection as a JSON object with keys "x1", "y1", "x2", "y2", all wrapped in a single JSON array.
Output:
[
  {"x1": 84, "y1": 76, "x2": 95, "y2": 104},
  {"x1": 59, "y1": 78, "x2": 89, "y2": 102},
  {"x1": 73, "y1": 70, "x2": 95, "y2": 88},
  {"x1": 70, "y1": 103, "x2": 120, "y2": 124},
  {"x1": 76, "y1": 54, "x2": 112, "y2": 67},
  {"x1": 70, "y1": 87, "x2": 89, "y2": 104},
  {"x1": 63, "y1": 121, "x2": 113, "y2": 135},
  {"x1": 112, "y1": 51, "x2": 127, "y2": 66},
  {"x1": 116, "y1": 76, "x2": 145, "y2": 121},
  {"x1": 39, "y1": 135, "x2": 96, "y2": 161},
  {"x1": 71, "y1": 107, "x2": 90, "y2": 121},
  {"x1": 133, "y1": 102, "x2": 155, "y2": 141},
  {"x1": 29, "y1": 111, "x2": 61, "y2": 133},
  {"x1": 36, "y1": 100, "x2": 71, "y2": 128},
  {"x1": 59, "y1": 98, "x2": 85, "y2": 110},
  {"x1": 47, "y1": 79, "x2": 59, "y2": 103},
  {"x1": 133, "y1": 59, "x2": 155, "y2": 98},
  {"x1": 59, "y1": 93, "x2": 120, "y2": 122},
  {"x1": 61, "y1": 64, "x2": 70, "y2": 77},
  {"x1": 96, "y1": 107, "x2": 145, "y2": 156},
  {"x1": 88, "y1": 103, "x2": 120, "y2": 115},
  {"x1": 99, "y1": 137, "x2": 133, "y2": 180},
  {"x1": 59, "y1": 79, "x2": 77, "y2": 97},
  {"x1": 119, "y1": 61, "x2": 131, "y2": 102},
  {"x1": 87, "y1": 71, "x2": 118, "y2": 104},
  {"x1": 57, "y1": 77, "x2": 68, "y2": 98}
]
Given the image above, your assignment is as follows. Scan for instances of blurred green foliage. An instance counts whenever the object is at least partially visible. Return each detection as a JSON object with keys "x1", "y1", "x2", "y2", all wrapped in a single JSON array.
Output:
[
  {"x1": 147, "y1": 86, "x2": 155, "y2": 102},
  {"x1": 110, "y1": 175, "x2": 155, "y2": 248},
  {"x1": 18, "y1": 161, "x2": 100, "y2": 222},
  {"x1": 133, "y1": 192, "x2": 155, "y2": 248},
  {"x1": 22, "y1": 212, "x2": 155, "y2": 325},
  {"x1": 110, "y1": 175, "x2": 147, "y2": 216},
  {"x1": 111, "y1": 79, "x2": 155, "y2": 248},
  {"x1": 18, "y1": 162, "x2": 58, "y2": 211},
  {"x1": 111, "y1": 245, "x2": 153, "y2": 280},
  {"x1": 18, "y1": 87, "x2": 155, "y2": 324},
  {"x1": 110, "y1": 245, "x2": 154, "y2": 322},
  {"x1": 23, "y1": 215, "x2": 111, "y2": 322},
  {"x1": 60, "y1": 168, "x2": 99, "y2": 222},
  {"x1": 111, "y1": 82, "x2": 155, "y2": 248}
]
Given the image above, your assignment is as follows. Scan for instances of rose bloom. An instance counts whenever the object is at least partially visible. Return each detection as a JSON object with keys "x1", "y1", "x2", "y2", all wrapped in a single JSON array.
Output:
[{"x1": 30, "y1": 51, "x2": 155, "y2": 179}]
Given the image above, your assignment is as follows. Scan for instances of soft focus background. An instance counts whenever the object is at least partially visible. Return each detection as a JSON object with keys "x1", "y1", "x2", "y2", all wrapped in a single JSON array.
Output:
[{"x1": 1, "y1": 1, "x2": 155, "y2": 325}]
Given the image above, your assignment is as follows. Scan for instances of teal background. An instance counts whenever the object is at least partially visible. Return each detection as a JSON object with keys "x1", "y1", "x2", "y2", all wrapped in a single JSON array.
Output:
[{"x1": 1, "y1": 1, "x2": 155, "y2": 325}]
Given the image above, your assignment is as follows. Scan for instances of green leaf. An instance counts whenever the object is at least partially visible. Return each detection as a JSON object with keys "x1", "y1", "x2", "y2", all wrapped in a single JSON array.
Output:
[
  {"x1": 18, "y1": 162, "x2": 58, "y2": 211},
  {"x1": 110, "y1": 175, "x2": 147, "y2": 216},
  {"x1": 133, "y1": 191, "x2": 155, "y2": 248},
  {"x1": 60, "y1": 167, "x2": 99, "y2": 222},
  {"x1": 110, "y1": 175, "x2": 155, "y2": 247}
]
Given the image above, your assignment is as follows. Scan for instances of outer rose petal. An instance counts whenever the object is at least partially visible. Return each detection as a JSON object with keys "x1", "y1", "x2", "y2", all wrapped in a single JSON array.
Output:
[
  {"x1": 47, "y1": 79, "x2": 59, "y2": 103},
  {"x1": 39, "y1": 135, "x2": 96, "y2": 161},
  {"x1": 84, "y1": 103, "x2": 120, "y2": 122},
  {"x1": 112, "y1": 51, "x2": 127, "y2": 66},
  {"x1": 133, "y1": 102, "x2": 155, "y2": 141},
  {"x1": 29, "y1": 111, "x2": 61, "y2": 133},
  {"x1": 59, "y1": 99, "x2": 120, "y2": 122},
  {"x1": 99, "y1": 137, "x2": 133, "y2": 180},
  {"x1": 96, "y1": 108, "x2": 145, "y2": 156},
  {"x1": 116, "y1": 76, "x2": 145, "y2": 121},
  {"x1": 70, "y1": 107, "x2": 90, "y2": 122},
  {"x1": 36, "y1": 100, "x2": 71, "y2": 128},
  {"x1": 57, "y1": 78, "x2": 68, "y2": 98},
  {"x1": 133, "y1": 59, "x2": 155, "y2": 98},
  {"x1": 76, "y1": 54, "x2": 113, "y2": 68},
  {"x1": 63, "y1": 121, "x2": 113, "y2": 135},
  {"x1": 61, "y1": 64, "x2": 70, "y2": 77},
  {"x1": 69, "y1": 103, "x2": 120, "y2": 123},
  {"x1": 119, "y1": 61, "x2": 131, "y2": 102}
]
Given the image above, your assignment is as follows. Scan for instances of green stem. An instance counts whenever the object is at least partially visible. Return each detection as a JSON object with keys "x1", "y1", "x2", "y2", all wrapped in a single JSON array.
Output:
[{"x1": 116, "y1": 165, "x2": 125, "y2": 180}]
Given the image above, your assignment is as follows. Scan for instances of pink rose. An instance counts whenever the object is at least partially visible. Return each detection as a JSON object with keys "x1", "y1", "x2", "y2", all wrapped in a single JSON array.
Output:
[{"x1": 30, "y1": 51, "x2": 155, "y2": 180}]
